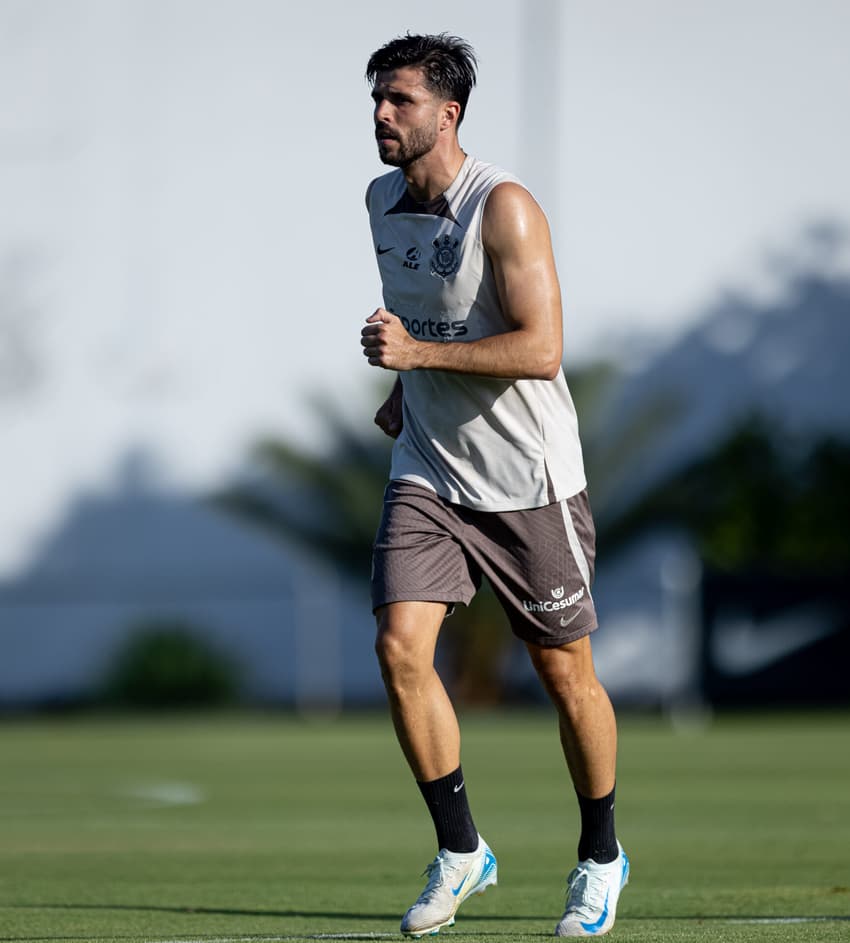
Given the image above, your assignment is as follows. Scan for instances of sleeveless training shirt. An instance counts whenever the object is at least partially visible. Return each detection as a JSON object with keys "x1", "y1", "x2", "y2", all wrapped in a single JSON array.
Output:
[{"x1": 366, "y1": 155, "x2": 587, "y2": 512}]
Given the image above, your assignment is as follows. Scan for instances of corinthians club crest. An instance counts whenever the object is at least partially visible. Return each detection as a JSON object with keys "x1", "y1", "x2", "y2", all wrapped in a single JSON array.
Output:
[{"x1": 430, "y1": 234, "x2": 461, "y2": 279}]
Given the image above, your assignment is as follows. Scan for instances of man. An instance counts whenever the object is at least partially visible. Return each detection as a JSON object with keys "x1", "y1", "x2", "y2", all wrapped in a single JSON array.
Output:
[{"x1": 360, "y1": 33, "x2": 629, "y2": 939}]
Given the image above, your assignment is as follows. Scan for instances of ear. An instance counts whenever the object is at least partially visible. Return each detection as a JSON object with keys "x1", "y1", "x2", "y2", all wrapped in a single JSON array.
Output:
[{"x1": 441, "y1": 100, "x2": 461, "y2": 131}]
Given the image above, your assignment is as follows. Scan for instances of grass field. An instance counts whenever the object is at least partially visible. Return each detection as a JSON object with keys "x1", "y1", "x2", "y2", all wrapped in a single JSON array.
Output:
[{"x1": 1, "y1": 709, "x2": 848, "y2": 943}]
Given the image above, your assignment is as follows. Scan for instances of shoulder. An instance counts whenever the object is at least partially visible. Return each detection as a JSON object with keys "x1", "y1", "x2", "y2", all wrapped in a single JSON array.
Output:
[
  {"x1": 484, "y1": 180, "x2": 538, "y2": 212},
  {"x1": 481, "y1": 181, "x2": 550, "y2": 250}
]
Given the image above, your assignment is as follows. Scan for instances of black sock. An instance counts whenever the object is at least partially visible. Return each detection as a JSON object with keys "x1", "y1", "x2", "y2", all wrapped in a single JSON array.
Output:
[
  {"x1": 417, "y1": 766, "x2": 479, "y2": 853},
  {"x1": 576, "y1": 784, "x2": 618, "y2": 864}
]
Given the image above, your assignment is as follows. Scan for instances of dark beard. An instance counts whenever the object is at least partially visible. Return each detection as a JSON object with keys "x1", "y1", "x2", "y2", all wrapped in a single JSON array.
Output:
[{"x1": 377, "y1": 123, "x2": 439, "y2": 168}]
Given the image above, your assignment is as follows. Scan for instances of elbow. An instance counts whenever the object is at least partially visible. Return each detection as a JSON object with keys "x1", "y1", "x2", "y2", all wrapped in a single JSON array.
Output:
[
  {"x1": 510, "y1": 331, "x2": 562, "y2": 380},
  {"x1": 535, "y1": 347, "x2": 562, "y2": 381},
  {"x1": 524, "y1": 361, "x2": 561, "y2": 381}
]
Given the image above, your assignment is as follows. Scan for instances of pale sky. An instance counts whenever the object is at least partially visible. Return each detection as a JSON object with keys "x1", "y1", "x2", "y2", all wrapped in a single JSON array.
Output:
[{"x1": 1, "y1": 0, "x2": 849, "y2": 576}]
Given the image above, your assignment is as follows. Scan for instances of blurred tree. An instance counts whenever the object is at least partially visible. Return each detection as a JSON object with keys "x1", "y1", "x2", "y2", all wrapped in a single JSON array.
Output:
[
  {"x1": 599, "y1": 415, "x2": 850, "y2": 576},
  {"x1": 215, "y1": 393, "x2": 393, "y2": 575},
  {"x1": 101, "y1": 620, "x2": 239, "y2": 709},
  {"x1": 570, "y1": 359, "x2": 685, "y2": 520},
  {"x1": 779, "y1": 436, "x2": 850, "y2": 573}
]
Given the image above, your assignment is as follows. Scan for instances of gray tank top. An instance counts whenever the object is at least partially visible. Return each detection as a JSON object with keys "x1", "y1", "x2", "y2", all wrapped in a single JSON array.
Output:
[{"x1": 367, "y1": 155, "x2": 586, "y2": 511}]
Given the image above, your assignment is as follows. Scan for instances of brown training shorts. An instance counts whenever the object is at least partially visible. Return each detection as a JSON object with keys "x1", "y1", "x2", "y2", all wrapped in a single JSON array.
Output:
[{"x1": 371, "y1": 480, "x2": 598, "y2": 647}]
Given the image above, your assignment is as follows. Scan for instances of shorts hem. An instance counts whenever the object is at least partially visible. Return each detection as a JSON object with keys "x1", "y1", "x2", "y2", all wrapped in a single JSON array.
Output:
[
  {"x1": 371, "y1": 591, "x2": 474, "y2": 615},
  {"x1": 519, "y1": 620, "x2": 598, "y2": 648}
]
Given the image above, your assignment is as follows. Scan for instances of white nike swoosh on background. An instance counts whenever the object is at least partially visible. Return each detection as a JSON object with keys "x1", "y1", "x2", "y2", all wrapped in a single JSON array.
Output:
[
  {"x1": 453, "y1": 781, "x2": 465, "y2": 793},
  {"x1": 711, "y1": 604, "x2": 839, "y2": 676}
]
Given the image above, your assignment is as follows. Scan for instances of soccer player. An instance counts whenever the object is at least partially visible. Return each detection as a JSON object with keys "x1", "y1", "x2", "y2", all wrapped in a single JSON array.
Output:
[{"x1": 360, "y1": 33, "x2": 629, "y2": 939}]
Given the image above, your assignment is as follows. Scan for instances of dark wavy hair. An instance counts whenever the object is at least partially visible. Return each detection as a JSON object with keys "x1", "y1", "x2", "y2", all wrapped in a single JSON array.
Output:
[{"x1": 366, "y1": 33, "x2": 478, "y2": 125}]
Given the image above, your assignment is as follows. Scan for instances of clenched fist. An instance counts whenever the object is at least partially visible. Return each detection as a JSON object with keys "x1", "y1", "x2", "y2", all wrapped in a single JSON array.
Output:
[{"x1": 361, "y1": 309, "x2": 419, "y2": 371}]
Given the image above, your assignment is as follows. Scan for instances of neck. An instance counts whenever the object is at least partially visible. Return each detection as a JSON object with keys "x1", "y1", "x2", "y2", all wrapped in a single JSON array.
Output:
[{"x1": 403, "y1": 142, "x2": 467, "y2": 202}]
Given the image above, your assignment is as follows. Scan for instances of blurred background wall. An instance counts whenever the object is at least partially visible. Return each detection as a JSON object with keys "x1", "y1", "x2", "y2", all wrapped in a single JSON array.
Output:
[{"x1": 2, "y1": 0, "x2": 849, "y2": 712}]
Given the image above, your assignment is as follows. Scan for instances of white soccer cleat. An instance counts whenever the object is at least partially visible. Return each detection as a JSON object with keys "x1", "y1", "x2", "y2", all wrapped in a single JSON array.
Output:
[
  {"x1": 400, "y1": 835, "x2": 497, "y2": 938},
  {"x1": 554, "y1": 842, "x2": 629, "y2": 937}
]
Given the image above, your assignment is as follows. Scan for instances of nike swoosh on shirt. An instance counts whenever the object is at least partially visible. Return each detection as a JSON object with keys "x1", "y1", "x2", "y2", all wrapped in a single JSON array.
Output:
[{"x1": 376, "y1": 245, "x2": 395, "y2": 255}]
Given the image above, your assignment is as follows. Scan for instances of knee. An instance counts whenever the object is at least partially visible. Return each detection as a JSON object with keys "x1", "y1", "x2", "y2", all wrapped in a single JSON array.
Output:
[
  {"x1": 374, "y1": 616, "x2": 424, "y2": 691},
  {"x1": 374, "y1": 622, "x2": 404, "y2": 675},
  {"x1": 374, "y1": 602, "x2": 445, "y2": 698},
  {"x1": 528, "y1": 638, "x2": 599, "y2": 702}
]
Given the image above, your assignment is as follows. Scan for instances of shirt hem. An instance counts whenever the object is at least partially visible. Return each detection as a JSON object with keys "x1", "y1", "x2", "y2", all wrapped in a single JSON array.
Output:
[{"x1": 390, "y1": 473, "x2": 587, "y2": 512}]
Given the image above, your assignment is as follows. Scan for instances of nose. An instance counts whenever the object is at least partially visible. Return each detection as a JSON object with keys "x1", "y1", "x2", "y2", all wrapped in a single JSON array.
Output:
[{"x1": 373, "y1": 97, "x2": 392, "y2": 125}]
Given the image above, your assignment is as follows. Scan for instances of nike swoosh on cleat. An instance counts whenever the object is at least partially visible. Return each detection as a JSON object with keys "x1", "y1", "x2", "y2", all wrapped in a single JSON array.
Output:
[
  {"x1": 451, "y1": 875, "x2": 469, "y2": 897},
  {"x1": 579, "y1": 890, "x2": 609, "y2": 934},
  {"x1": 376, "y1": 245, "x2": 395, "y2": 255}
]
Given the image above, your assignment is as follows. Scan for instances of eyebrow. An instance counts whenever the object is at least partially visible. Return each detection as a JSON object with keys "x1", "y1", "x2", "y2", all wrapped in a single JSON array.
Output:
[{"x1": 371, "y1": 87, "x2": 416, "y2": 102}]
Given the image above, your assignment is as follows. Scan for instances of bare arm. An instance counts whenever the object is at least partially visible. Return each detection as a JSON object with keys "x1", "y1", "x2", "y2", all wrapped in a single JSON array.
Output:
[{"x1": 360, "y1": 183, "x2": 563, "y2": 381}]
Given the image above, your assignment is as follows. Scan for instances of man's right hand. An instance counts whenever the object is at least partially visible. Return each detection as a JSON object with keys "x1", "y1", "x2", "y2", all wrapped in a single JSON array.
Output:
[{"x1": 374, "y1": 377, "x2": 403, "y2": 439}]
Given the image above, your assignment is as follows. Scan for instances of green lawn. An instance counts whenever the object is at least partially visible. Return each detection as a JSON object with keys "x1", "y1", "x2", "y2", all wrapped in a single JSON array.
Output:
[{"x1": 1, "y1": 710, "x2": 848, "y2": 943}]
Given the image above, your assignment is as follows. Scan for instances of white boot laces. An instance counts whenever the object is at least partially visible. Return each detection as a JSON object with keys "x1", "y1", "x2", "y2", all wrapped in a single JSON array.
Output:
[
  {"x1": 565, "y1": 863, "x2": 606, "y2": 916},
  {"x1": 417, "y1": 855, "x2": 450, "y2": 905}
]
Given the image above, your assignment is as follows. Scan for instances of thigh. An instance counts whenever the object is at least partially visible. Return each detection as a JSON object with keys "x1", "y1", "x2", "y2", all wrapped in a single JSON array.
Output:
[{"x1": 371, "y1": 481, "x2": 481, "y2": 613}]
